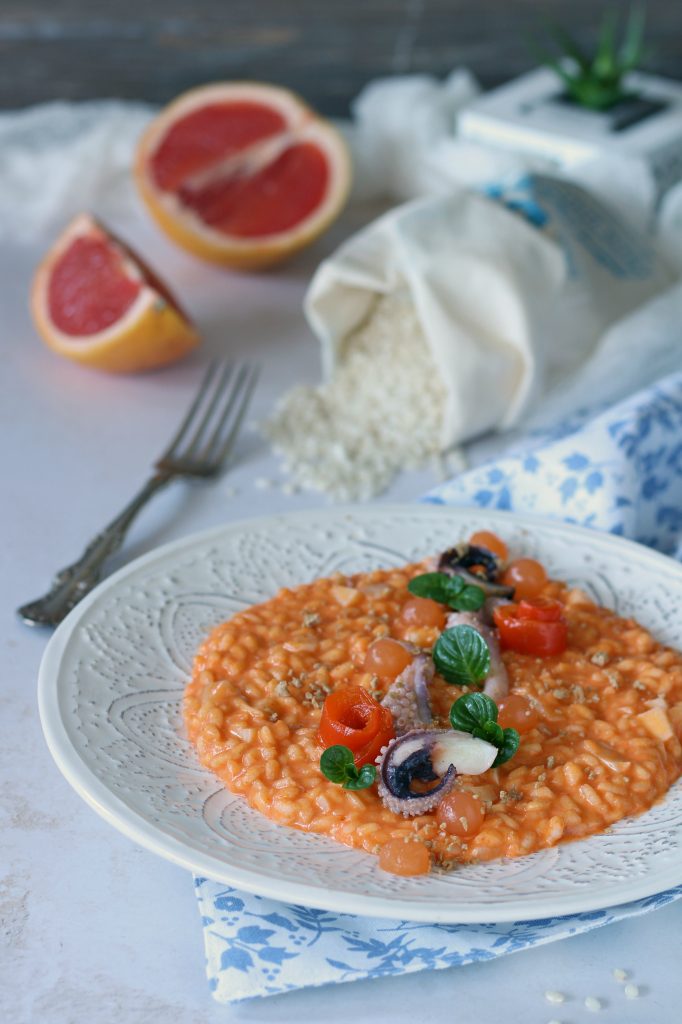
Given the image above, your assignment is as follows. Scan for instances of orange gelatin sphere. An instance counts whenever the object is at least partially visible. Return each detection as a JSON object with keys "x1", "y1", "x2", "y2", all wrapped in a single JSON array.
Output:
[
  {"x1": 497, "y1": 693, "x2": 540, "y2": 733},
  {"x1": 399, "y1": 596, "x2": 447, "y2": 630},
  {"x1": 364, "y1": 638, "x2": 413, "y2": 680},
  {"x1": 501, "y1": 558, "x2": 548, "y2": 600},
  {"x1": 469, "y1": 530, "x2": 508, "y2": 561},
  {"x1": 378, "y1": 838, "x2": 431, "y2": 876},
  {"x1": 436, "y1": 791, "x2": 486, "y2": 838}
]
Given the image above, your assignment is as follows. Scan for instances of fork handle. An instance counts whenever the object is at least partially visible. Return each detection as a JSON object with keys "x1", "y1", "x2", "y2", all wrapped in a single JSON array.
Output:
[{"x1": 18, "y1": 472, "x2": 173, "y2": 627}]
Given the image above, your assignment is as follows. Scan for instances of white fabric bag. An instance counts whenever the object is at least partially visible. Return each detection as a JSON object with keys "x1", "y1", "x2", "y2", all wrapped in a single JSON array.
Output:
[{"x1": 305, "y1": 174, "x2": 672, "y2": 450}]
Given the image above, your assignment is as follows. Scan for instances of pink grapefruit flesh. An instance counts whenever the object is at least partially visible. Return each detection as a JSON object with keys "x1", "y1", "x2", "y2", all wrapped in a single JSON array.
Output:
[
  {"x1": 32, "y1": 213, "x2": 200, "y2": 373},
  {"x1": 178, "y1": 140, "x2": 329, "y2": 238},
  {"x1": 134, "y1": 82, "x2": 351, "y2": 269},
  {"x1": 150, "y1": 100, "x2": 287, "y2": 192},
  {"x1": 48, "y1": 236, "x2": 141, "y2": 337}
]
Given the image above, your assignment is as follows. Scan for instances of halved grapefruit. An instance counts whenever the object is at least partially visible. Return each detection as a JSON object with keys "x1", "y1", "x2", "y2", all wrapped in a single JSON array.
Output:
[
  {"x1": 134, "y1": 82, "x2": 351, "y2": 270},
  {"x1": 31, "y1": 213, "x2": 200, "y2": 373}
]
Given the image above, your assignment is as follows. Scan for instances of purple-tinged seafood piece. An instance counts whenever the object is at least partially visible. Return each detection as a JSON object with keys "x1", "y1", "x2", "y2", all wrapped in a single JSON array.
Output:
[
  {"x1": 381, "y1": 653, "x2": 434, "y2": 735},
  {"x1": 437, "y1": 544, "x2": 515, "y2": 599},
  {"x1": 377, "y1": 728, "x2": 498, "y2": 817},
  {"x1": 446, "y1": 611, "x2": 510, "y2": 702},
  {"x1": 482, "y1": 594, "x2": 513, "y2": 626}
]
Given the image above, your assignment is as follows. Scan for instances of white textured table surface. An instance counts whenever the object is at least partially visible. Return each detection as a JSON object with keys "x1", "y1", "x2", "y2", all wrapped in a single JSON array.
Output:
[{"x1": 2, "y1": 206, "x2": 678, "y2": 1024}]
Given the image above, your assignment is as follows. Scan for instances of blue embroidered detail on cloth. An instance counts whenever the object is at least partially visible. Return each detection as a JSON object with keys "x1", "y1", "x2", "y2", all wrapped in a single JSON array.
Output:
[{"x1": 194, "y1": 370, "x2": 682, "y2": 1002}]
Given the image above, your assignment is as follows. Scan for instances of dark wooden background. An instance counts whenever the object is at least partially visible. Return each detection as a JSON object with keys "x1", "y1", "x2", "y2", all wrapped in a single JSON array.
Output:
[{"x1": 1, "y1": 0, "x2": 680, "y2": 114}]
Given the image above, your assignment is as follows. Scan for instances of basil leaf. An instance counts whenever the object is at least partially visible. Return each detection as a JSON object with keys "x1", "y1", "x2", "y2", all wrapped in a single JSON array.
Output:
[
  {"x1": 344, "y1": 763, "x2": 377, "y2": 790},
  {"x1": 433, "y1": 625, "x2": 491, "y2": 686},
  {"x1": 449, "y1": 692, "x2": 520, "y2": 767},
  {"x1": 454, "y1": 585, "x2": 487, "y2": 611},
  {"x1": 476, "y1": 720, "x2": 505, "y2": 747},
  {"x1": 408, "y1": 571, "x2": 486, "y2": 612},
  {"x1": 320, "y1": 745, "x2": 354, "y2": 784},
  {"x1": 493, "y1": 728, "x2": 521, "y2": 767},
  {"x1": 408, "y1": 572, "x2": 464, "y2": 603},
  {"x1": 449, "y1": 692, "x2": 499, "y2": 732},
  {"x1": 320, "y1": 745, "x2": 377, "y2": 790}
]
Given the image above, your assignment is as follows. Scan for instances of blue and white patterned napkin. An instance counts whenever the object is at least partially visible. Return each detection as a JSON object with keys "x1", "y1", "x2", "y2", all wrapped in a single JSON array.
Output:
[
  {"x1": 195, "y1": 369, "x2": 682, "y2": 1003},
  {"x1": 196, "y1": 880, "x2": 682, "y2": 1002},
  {"x1": 427, "y1": 370, "x2": 682, "y2": 558}
]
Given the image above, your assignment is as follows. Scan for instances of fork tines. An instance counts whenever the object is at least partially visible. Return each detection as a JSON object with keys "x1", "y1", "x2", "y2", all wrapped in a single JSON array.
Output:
[{"x1": 156, "y1": 360, "x2": 259, "y2": 476}]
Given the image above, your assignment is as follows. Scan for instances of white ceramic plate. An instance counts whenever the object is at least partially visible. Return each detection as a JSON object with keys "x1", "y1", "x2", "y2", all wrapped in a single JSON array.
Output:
[{"x1": 38, "y1": 504, "x2": 682, "y2": 923}]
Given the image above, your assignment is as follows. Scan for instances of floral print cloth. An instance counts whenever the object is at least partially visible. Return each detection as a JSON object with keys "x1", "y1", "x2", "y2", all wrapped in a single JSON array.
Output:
[
  {"x1": 196, "y1": 370, "x2": 682, "y2": 1002},
  {"x1": 196, "y1": 881, "x2": 682, "y2": 1002},
  {"x1": 426, "y1": 370, "x2": 682, "y2": 558}
]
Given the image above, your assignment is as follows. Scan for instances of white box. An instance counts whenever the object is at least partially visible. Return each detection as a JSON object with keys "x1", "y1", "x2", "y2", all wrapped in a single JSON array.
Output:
[{"x1": 458, "y1": 67, "x2": 682, "y2": 197}]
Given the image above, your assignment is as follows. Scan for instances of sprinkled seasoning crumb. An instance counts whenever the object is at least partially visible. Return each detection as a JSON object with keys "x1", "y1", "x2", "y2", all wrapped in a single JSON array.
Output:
[
  {"x1": 624, "y1": 983, "x2": 639, "y2": 999},
  {"x1": 302, "y1": 612, "x2": 320, "y2": 627},
  {"x1": 591, "y1": 650, "x2": 609, "y2": 666},
  {"x1": 584, "y1": 996, "x2": 602, "y2": 1012},
  {"x1": 612, "y1": 968, "x2": 628, "y2": 982},
  {"x1": 546, "y1": 755, "x2": 556, "y2": 769},
  {"x1": 544, "y1": 990, "x2": 565, "y2": 1004}
]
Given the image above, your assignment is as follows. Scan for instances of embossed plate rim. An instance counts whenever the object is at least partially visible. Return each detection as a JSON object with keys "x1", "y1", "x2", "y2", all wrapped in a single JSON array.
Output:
[{"x1": 38, "y1": 504, "x2": 682, "y2": 923}]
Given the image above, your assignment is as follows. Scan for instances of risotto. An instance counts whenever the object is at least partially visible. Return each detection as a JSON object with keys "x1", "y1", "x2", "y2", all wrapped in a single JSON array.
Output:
[{"x1": 184, "y1": 533, "x2": 682, "y2": 873}]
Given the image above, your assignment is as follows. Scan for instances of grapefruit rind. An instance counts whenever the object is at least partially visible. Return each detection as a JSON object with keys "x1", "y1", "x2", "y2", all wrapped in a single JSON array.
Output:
[
  {"x1": 31, "y1": 213, "x2": 200, "y2": 374},
  {"x1": 134, "y1": 82, "x2": 352, "y2": 270}
]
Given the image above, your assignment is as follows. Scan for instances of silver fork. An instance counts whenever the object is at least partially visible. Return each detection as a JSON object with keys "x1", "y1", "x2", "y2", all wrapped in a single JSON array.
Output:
[{"x1": 18, "y1": 360, "x2": 259, "y2": 628}]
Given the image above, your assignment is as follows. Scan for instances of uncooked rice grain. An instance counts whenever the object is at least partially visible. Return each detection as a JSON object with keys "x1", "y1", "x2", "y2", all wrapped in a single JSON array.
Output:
[{"x1": 264, "y1": 291, "x2": 447, "y2": 499}]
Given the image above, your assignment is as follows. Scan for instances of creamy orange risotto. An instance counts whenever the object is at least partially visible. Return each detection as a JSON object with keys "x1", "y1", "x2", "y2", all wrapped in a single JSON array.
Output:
[{"x1": 184, "y1": 538, "x2": 682, "y2": 873}]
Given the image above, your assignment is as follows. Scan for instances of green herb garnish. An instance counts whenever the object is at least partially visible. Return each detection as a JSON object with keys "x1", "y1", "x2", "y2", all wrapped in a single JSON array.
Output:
[
  {"x1": 449, "y1": 692, "x2": 520, "y2": 766},
  {"x1": 534, "y1": 6, "x2": 648, "y2": 112},
  {"x1": 408, "y1": 571, "x2": 486, "y2": 612},
  {"x1": 493, "y1": 727, "x2": 521, "y2": 767},
  {"x1": 319, "y1": 745, "x2": 377, "y2": 790},
  {"x1": 433, "y1": 624, "x2": 491, "y2": 687}
]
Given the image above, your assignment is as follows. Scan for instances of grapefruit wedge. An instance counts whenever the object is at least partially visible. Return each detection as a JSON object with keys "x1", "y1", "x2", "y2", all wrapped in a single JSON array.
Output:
[
  {"x1": 31, "y1": 214, "x2": 200, "y2": 373},
  {"x1": 134, "y1": 82, "x2": 351, "y2": 270}
]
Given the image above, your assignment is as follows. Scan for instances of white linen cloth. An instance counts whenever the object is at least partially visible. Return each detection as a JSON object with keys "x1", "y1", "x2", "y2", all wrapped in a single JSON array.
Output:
[
  {"x1": 305, "y1": 176, "x2": 672, "y2": 449},
  {"x1": 0, "y1": 100, "x2": 153, "y2": 243},
  {"x1": 305, "y1": 188, "x2": 564, "y2": 446}
]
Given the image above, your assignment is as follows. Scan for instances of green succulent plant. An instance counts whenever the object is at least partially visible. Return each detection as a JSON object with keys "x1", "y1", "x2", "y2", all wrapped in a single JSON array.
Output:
[{"x1": 537, "y1": 6, "x2": 648, "y2": 111}]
